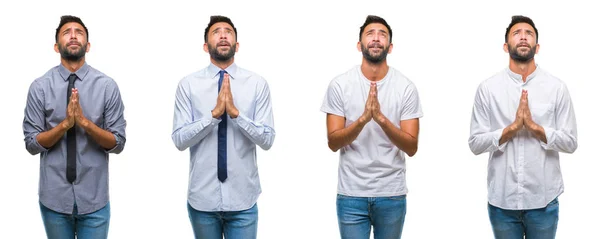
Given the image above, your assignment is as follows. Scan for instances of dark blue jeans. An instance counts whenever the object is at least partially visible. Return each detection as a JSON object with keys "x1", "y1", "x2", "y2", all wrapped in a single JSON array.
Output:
[
  {"x1": 488, "y1": 198, "x2": 559, "y2": 239},
  {"x1": 337, "y1": 194, "x2": 407, "y2": 239}
]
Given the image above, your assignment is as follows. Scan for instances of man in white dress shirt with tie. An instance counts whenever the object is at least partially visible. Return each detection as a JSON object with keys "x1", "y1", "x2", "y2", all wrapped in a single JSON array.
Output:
[{"x1": 469, "y1": 15, "x2": 577, "y2": 239}]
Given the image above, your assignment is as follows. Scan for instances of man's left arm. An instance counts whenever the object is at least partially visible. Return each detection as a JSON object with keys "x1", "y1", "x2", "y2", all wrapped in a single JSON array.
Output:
[
  {"x1": 232, "y1": 79, "x2": 275, "y2": 150},
  {"x1": 77, "y1": 81, "x2": 126, "y2": 153},
  {"x1": 373, "y1": 83, "x2": 422, "y2": 157},
  {"x1": 527, "y1": 83, "x2": 577, "y2": 153}
]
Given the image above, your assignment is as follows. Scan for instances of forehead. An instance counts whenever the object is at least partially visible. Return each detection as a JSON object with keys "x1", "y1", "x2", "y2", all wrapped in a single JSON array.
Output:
[
  {"x1": 509, "y1": 22, "x2": 535, "y2": 33},
  {"x1": 363, "y1": 23, "x2": 389, "y2": 34},
  {"x1": 209, "y1": 22, "x2": 235, "y2": 32},
  {"x1": 59, "y1": 22, "x2": 85, "y2": 32}
]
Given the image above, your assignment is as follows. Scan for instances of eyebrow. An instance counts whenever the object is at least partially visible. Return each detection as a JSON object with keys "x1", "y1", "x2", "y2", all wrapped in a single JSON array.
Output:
[
  {"x1": 212, "y1": 27, "x2": 233, "y2": 33},
  {"x1": 366, "y1": 29, "x2": 388, "y2": 35}
]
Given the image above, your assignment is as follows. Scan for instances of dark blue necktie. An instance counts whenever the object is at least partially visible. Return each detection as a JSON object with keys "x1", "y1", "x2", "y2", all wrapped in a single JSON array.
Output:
[
  {"x1": 217, "y1": 70, "x2": 228, "y2": 182},
  {"x1": 66, "y1": 74, "x2": 77, "y2": 183}
]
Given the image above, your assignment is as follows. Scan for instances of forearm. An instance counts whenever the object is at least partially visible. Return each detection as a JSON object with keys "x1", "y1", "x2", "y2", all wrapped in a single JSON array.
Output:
[
  {"x1": 172, "y1": 118, "x2": 219, "y2": 151},
  {"x1": 36, "y1": 120, "x2": 69, "y2": 148},
  {"x1": 80, "y1": 119, "x2": 116, "y2": 150},
  {"x1": 499, "y1": 123, "x2": 520, "y2": 145},
  {"x1": 234, "y1": 113, "x2": 275, "y2": 150},
  {"x1": 379, "y1": 119, "x2": 418, "y2": 156},
  {"x1": 528, "y1": 123, "x2": 547, "y2": 144},
  {"x1": 328, "y1": 117, "x2": 368, "y2": 152}
]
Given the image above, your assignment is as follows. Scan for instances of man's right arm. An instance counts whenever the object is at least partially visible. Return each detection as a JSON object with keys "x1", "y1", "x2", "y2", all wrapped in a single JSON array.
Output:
[
  {"x1": 468, "y1": 84, "x2": 516, "y2": 155},
  {"x1": 23, "y1": 81, "x2": 59, "y2": 155},
  {"x1": 171, "y1": 81, "x2": 220, "y2": 151},
  {"x1": 326, "y1": 114, "x2": 368, "y2": 152}
]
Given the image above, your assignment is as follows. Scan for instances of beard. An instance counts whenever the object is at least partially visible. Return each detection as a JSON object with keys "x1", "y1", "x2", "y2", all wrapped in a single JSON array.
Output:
[
  {"x1": 508, "y1": 43, "x2": 536, "y2": 63},
  {"x1": 208, "y1": 42, "x2": 236, "y2": 62},
  {"x1": 361, "y1": 42, "x2": 389, "y2": 64},
  {"x1": 58, "y1": 43, "x2": 87, "y2": 62}
]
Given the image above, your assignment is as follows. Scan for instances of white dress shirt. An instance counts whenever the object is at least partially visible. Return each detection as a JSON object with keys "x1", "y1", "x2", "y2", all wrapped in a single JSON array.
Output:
[
  {"x1": 172, "y1": 63, "x2": 275, "y2": 211},
  {"x1": 469, "y1": 66, "x2": 577, "y2": 210}
]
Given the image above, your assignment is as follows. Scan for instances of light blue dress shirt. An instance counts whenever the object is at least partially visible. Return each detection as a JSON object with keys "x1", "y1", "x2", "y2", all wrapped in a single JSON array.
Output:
[{"x1": 172, "y1": 63, "x2": 275, "y2": 211}]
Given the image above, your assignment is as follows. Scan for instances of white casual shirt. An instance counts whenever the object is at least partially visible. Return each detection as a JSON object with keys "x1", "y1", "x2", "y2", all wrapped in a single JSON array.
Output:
[
  {"x1": 321, "y1": 65, "x2": 423, "y2": 197},
  {"x1": 469, "y1": 66, "x2": 577, "y2": 210}
]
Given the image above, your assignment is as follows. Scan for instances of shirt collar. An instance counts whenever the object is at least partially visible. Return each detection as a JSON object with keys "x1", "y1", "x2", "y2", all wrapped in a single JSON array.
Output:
[
  {"x1": 506, "y1": 64, "x2": 539, "y2": 84},
  {"x1": 208, "y1": 62, "x2": 237, "y2": 80},
  {"x1": 58, "y1": 62, "x2": 90, "y2": 82}
]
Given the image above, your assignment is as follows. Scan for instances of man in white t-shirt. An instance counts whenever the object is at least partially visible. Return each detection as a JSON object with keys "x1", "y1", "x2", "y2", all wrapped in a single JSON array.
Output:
[{"x1": 321, "y1": 15, "x2": 423, "y2": 239}]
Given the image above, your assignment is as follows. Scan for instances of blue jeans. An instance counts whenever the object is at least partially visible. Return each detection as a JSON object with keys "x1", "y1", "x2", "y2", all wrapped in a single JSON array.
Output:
[
  {"x1": 187, "y1": 203, "x2": 258, "y2": 239},
  {"x1": 488, "y1": 198, "x2": 559, "y2": 239},
  {"x1": 39, "y1": 201, "x2": 110, "y2": 239},
  {"x1": 337, "y1": 194, "x2": 407, "y2": 239}
]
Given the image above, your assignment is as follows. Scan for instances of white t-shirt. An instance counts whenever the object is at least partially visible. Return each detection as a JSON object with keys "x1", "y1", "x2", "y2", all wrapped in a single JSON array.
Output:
[{"x1": 321, "y1": 65, "x2": 423, "y2": 197}]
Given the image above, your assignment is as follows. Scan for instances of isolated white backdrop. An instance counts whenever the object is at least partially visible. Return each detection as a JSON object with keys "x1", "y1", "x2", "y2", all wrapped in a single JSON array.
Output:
[{"x1": 1, "y1": 0, "x2": 598, "y2": 238}]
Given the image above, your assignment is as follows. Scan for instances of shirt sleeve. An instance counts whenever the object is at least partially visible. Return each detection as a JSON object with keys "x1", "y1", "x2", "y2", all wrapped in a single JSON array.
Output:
[
  {"x1": 320, "y1": 79, "x2": 345, "y2": 117},
  {"x1": 103, "y1": 79, "x2": 127, "y2": 154},
  {"x1": 23, "y1": 80, "x2": 49, "y2": 155},
  {"x1": 468, "y1": 83, "x2": 508, "y2": 155},
  {"x1": 540, "y1": 83, "x2": 578, "y2": 153},
  {"x1": 400, "y1": 82, "x2": 423, "y2": 120},
  {"x1": 231, "y1": 79, "x2": 275, "y2": 150},
  {"x1": 171, "y1": 80, "x2": 220, "y2": 151}
]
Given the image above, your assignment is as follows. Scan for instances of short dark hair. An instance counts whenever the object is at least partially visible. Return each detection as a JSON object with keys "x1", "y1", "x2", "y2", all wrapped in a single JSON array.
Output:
[
  {"x1": 505, "y1": 15, "x2": 538, "y2": 43},
  {"x1": 359, "y1": 15, "x2": 392, "y2": 43},
  {"x1": 204, "y1": 15, "x2": 237, "y2": 43},
  {"x1": 55, "y1": 15, "x2": 88, "y2": 43}
]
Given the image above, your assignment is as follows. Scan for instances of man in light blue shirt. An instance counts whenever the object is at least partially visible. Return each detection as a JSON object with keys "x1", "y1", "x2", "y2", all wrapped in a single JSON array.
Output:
[
  {"x1": 23, "y1": 15, "x2": 126, "y2": 239},
  {"x1": 172, "y1": 15, "x2": 275, "y2": 239}
]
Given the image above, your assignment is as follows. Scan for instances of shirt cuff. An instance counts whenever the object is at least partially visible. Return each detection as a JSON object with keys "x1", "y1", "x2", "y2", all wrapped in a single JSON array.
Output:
[
  {"x1": 231, "y1": 112, "x2": 250, "y2": 129},
  {"x1": 105, "y1": 133, "x2": 122, "y2": 153},
  {"x1": 540, "y1": 126, "x2": 554, "y2": 150},
  {"x1": 492, "y1": 128, "x2": 508, "y2": 152},
  {"x1": 30, "y1": 132, "x2": 49, "y2": 153}
]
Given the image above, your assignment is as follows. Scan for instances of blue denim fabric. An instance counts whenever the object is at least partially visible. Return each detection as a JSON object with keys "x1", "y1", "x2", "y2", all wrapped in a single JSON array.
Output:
[
  {"x1": 188, "y1": 202, "x2": 258, "y2": 239},
  {"x1": 488, "y1": 198, "x2": 559, "y2": 239},
  {"x1": 39, "y1": 201, "x2": 110, "y2": 239},
  {"x1": 337, "y1": 194, "x2": 407, "y2": 239}
]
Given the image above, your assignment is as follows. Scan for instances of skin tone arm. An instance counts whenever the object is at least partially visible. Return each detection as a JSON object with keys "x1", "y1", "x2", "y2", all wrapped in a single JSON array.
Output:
[
  {"x1": 371, "y1": 84, "x2": 419, "y2": 157},
  {"x1": 326, "y1": 83, "x2": 376, "y2": 152},
  {"x1": 499, "y1": 89, "x2": 547, "y2": 145}
]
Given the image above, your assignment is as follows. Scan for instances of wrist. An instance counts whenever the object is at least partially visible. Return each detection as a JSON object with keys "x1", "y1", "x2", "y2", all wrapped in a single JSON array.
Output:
[{"x1": 229, "y1": 108, "x2": 239, "y2": 118}]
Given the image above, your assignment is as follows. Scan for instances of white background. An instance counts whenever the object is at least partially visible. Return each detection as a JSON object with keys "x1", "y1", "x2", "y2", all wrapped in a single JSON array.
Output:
[{"x1": 1, "y1": 0, "x2": 598, "y2": 238}]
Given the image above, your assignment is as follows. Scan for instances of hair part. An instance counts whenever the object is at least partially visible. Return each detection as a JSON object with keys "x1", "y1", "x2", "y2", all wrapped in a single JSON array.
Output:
[
  {"x1": 204, "y1": 15, "x2": 237, "y2": 43},
  {"x1": 359, "y1": 15, "x2": 392, "y2": 43},
  {"x1": 505, "y1": 15, "x2": 538, "y2": 43},
  {"x1": 55, "y1": 15, "x2": 89, "y2": 43}
]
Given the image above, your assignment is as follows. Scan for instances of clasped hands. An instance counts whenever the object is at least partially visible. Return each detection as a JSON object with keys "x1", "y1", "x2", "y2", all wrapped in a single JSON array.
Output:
[
  {"x1": 359, "y1": 82, "x2": 387, "y2": 125},
  {"x1": 511, "y1": 89, "x2": 540, "y2": 132},
  {"x1": 212, "y1": 73, "x2": 239, "y2": 119},
  {"x1": 62, "y1": 88, "x2": 90, "y2": 130}
]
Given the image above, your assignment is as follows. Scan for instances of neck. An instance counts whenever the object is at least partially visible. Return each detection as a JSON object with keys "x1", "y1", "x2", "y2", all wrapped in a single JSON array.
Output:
[
  {"x1": 360, "y1": 58, "x2": 389, "y2": 81},
  {"x1": 210, "y1": 58, "x2": 235, "y2": 70},
  {"x1": 60, "y1": 58, "x2": 86, "y2": 73},
  {"x1": 508, "y1": 59, "x2": 536, "y2": 82}
]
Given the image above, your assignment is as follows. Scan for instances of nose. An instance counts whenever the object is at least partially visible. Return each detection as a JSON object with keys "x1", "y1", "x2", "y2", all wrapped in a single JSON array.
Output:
[{"x1": 69, "y1": 29, "x2": 77, "y2": 40}]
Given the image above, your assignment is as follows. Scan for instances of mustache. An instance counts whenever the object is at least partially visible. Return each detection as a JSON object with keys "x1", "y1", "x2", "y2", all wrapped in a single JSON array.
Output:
[{"x1": 217, "y1": 41, "x2": 231, "y2": 47}]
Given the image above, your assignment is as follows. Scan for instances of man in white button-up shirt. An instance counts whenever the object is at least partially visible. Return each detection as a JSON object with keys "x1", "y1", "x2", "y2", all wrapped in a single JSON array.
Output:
[{"x1": 469, "y1": 15, "x2": 577, "y2": 239}]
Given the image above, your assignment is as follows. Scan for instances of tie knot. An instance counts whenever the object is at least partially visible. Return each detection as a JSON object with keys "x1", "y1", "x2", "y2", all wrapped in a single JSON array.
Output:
[
  {"x1": 219, "y1": 70, "x2": 227, "y2": 78},
  {"x1": 68, "y1": 74, "x2": 77, "y2": 85}
]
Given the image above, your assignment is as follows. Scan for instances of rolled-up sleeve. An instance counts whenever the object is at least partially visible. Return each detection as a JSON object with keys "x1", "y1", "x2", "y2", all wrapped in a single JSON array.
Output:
[
  {"x1": 23, "y1": 80, "x2": 49, "y2": 155},
  {"x1": 103, "y1": 80, "x2": 127, "y2": 154}
]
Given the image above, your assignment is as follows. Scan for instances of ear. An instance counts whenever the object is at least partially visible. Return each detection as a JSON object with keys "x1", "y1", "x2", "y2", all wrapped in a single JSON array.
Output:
[
  {"x1": 503, "y1": 43, "x2": 509, "y2": 53},
  {"x1": 54, "y1": 43, "x2": 59, "y2": 53},
  {"x1": 356, "y1": 41, "x2": 361, "y2": 52},
  {"x1": 235, "y1": 42, "x2": 239, "y2": 53},
  {"x1": 85, "y1": 42, "x2": 91, "y2": 53},
  {"x1": 203, "y1": 43, "x2": 209, "y2": 53},
  {"x1": 388, "y1": 43, "x2": 393, "y2": 54},
  {"x1": 534, "y1": 43, "x2": 540, "y2": 54}
]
